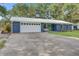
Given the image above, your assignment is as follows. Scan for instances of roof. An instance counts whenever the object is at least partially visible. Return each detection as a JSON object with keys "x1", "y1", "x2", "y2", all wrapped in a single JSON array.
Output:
[{"x1": 10, "y1": 17, "x2": 73, "y2": 24}]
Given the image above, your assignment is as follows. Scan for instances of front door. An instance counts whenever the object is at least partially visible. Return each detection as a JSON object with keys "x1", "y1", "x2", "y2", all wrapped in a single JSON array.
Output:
[{"x1": 13, "y1": 22, "x2": 20, "y2": 33}]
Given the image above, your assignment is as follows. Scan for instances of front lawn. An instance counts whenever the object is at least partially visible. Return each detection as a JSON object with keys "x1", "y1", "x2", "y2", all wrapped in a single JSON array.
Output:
[{"x1": 49, "y1": 30, "x2": 79, "y2": 38}]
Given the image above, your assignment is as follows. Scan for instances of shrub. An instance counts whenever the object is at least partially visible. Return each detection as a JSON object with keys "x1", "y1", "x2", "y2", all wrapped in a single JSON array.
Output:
[
  {"x1": 6, "y1": 23, "x2": 11, "y2": 32},
  {"x1": 0, "y1": 39, "x2": 6, "y2": 49},
  {"x1": 3, "y1": 23, "x2": 11, "y2": 33}
]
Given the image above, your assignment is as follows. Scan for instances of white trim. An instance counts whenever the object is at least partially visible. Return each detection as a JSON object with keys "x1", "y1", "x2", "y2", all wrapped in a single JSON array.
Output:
[
  {"x1": 10, "y1": 17, "x2": 73, "y2": 24},
  {"x1": 72, "y1": 25, "x2": 74, "y2": 30},
  {"x1": 11, "y1": 21, "x2": 13, "y2": 33}
]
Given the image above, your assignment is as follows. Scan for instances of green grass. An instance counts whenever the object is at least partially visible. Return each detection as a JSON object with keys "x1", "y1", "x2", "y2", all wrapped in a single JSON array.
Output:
[
  {"x1": 0, "y1": 39, "x2": 6, "y2": 49},
  {"x1": 49, "y1": 30, "x2": 79, "y2": 38}
]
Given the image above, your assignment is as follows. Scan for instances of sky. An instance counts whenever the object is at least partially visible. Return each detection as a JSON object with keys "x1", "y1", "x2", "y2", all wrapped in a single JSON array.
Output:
[{"x1": 0, "y1": 3, "x2": 16, "y2": 10}]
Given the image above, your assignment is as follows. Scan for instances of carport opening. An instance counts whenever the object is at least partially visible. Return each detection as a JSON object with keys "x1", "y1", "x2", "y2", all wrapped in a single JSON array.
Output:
[{"x1": 42, "y1": 23, "x2": 51, "y2": 32}]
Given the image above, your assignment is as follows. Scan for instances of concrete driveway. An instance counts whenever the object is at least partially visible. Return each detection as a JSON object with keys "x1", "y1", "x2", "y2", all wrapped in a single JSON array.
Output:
[{"x1": 0, "y1": 32, "x2": 79, "y2": 56}]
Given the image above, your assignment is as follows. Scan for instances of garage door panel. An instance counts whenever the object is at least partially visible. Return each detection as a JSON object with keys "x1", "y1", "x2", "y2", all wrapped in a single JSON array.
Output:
[{"x1": 20, "y1": 23, "x2": 41, "y2": 32}]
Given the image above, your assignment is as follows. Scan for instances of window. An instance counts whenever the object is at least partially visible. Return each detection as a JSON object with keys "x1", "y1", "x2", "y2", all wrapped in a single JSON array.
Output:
[
  {"x1": 36, "y1": 23, "x2": 40, "y2": 25},
  {"x1": 32, "y1": 23, "x2": 34, "y2": 25},
  {"x1": 21, "y1": 23, "x2": 27, "y2": 25},
  {"x1": 23, "y1": 23, "x2": 25, "y2": 25},
  {"x1": 21, "y1": 23, "x2": 23, "y2": 25}
]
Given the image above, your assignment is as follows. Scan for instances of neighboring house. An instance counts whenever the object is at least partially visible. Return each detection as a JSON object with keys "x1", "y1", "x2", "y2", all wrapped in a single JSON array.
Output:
[
  {"x1": 10, "y1": 17, "x2": 73, "y2": 33},
  {"x1": 0, "y1": 16, "x2": 2, "y2": 20},
  {"x1": 76, "y1": 23, "x2": 79, "y2": 30}
]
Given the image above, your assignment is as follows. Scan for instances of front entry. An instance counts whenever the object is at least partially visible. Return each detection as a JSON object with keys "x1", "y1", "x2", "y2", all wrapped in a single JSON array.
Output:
[
  {"x1": 41, "y1": 23, "x2": 49, "y2": 32},
  {"x1": 13, "y1": 22, "x2": 20, "y2": 33}
]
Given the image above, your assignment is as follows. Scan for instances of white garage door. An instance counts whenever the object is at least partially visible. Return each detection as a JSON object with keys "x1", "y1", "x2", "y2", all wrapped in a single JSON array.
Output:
[{"x1": 20, "y1": 22, "x2": 41, "y2": 32}]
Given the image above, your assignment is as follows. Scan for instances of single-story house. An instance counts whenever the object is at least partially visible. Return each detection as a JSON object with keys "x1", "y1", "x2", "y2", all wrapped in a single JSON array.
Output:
[
  {"x1": 10, "y1": 17, "x2": 74, "y2": 33},
  {"x1": 76, "y1": 23, "x2": 79, "y2": 30}
]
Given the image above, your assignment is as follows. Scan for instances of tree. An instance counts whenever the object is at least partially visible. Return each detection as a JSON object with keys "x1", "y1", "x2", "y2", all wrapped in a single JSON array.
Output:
[
  {"x1": 36, "y1": 3, "x2": 50, "y2": 18},
  {"x1": 11, "y1": 4, "x2": 28, "y2": 16},
  {"x1": 0, "y1": 5, "x2": 6, "y2": 17},
  {"x1": 48, "y1": 3, "x2": 79, "y2": 23},
  {"x1": 63, "y1": 4, "x2": 78, "y2": 22},
  {"x1": 10, "y1": 3, "x2": 79, "y2": 23},
  {"x1": 11, "y1": 3, "x2": 50, "y2": 18},
  {"x1": 0, "y1": 5, "x2": 11, "y2": 32},
  {"x1": 48, "y1": 3, "x2": 64, "y2": 20}
]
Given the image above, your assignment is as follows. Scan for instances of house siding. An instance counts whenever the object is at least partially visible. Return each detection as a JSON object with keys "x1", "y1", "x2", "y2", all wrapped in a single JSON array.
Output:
[
  {"x1": 51, "y1": 24, "x2": 62, "y2": 32},
  {"x1": 51, "y1": 24, "x2": 73, "y2": 32}
]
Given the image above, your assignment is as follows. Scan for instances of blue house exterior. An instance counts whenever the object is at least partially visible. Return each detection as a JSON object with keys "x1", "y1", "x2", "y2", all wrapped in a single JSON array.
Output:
[
  {"x1": 10, "y1": 17, "x2": 73, "y2": 33},
  {"x1": 13, "y1": 22, "x2": 20, "y2": 33},
  {"x1": 51, "y1": 24, "x2": 73, "y2": 32},
  {"x1": 51, "y1": 24, "x2": 62, "y2": 32}
]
